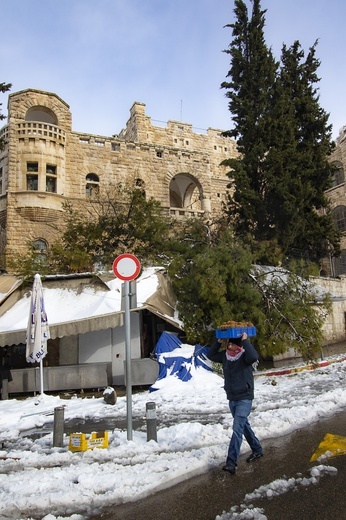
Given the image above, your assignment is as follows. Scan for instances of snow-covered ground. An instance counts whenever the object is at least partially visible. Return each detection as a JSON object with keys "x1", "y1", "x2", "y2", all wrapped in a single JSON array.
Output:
[{"x1": 1, "y1": 351, "x2": 346, "y2": 520}]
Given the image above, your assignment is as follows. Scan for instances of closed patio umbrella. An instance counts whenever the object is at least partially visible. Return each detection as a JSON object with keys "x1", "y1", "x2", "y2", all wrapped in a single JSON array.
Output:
[{"x1": 26, "y1": 273, "x2": 50, "y2": 394}]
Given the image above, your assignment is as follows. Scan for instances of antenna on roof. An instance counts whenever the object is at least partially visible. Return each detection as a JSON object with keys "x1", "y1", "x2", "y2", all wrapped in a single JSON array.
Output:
[{"x1": 180, "y1": 100, "x2": 183, "y2": 121}]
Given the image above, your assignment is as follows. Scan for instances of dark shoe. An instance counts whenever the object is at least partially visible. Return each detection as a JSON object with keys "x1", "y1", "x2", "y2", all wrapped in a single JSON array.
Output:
[
  {"x1": 222, "y1": 464, "x2": 236, "y2": 474},
  {"x1": 246, "y1": 452, "x2": 263, "y2": 463}
]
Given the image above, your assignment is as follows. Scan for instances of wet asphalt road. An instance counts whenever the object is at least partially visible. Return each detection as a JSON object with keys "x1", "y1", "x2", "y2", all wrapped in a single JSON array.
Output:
[{"x1": 89, "y1": 409, "x2": 346, "y2": 520}]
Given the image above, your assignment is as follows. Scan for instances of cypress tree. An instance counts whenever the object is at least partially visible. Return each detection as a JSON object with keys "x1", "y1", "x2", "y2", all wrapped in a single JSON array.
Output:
[
  {"x1": 221, "y1": 1, "x2": 340, "y2": 266},
  {"x1": 221, "y1": 0, "x2": 279, "y2": 247},
  {"x1": 271, "y1": 41, "x2": 339, "y2": 262}
]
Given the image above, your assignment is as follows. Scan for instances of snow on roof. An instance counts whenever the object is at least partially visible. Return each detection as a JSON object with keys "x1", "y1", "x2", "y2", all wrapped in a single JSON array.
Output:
[{"x1": 0, "y1": 267, "x2": 163, "y2": 335}]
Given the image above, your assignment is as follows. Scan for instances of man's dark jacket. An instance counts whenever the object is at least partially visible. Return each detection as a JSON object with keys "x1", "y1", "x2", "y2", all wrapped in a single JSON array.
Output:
[{"x1": 207, "y1": 339, "x2": 259, "y2": 401}]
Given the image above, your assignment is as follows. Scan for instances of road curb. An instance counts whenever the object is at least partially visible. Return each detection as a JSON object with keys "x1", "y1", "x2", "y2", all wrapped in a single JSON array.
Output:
[{"x1": 257, "y1": 356, "x2": 346, "y2": 378}]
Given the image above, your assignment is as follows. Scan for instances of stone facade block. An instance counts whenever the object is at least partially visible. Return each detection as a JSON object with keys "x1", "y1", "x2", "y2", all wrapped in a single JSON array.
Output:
[
  {"x1": 322, "y1": 128, "x2": 346, "y2": 276},
  {"x1": 0, "y1": 89, "x2": 238, "y2": 268}
]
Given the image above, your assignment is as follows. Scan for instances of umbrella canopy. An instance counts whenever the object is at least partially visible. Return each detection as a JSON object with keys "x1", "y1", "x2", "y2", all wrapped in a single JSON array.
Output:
[{"x1": 26, "y1": 274, "x2": 50, "y2": 364}]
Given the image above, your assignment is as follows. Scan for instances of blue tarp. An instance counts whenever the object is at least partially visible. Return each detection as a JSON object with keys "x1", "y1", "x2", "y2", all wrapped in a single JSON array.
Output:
[{"x1": 150, "y1": 331, "x2": 213, "y2": 391}]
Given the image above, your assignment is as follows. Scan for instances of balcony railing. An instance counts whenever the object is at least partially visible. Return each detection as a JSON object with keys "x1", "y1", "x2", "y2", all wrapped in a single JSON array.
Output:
[
  {"x1": 16, "y1": 122, "x2": 66, "y2": 143},
  {"x1": 169, "y1": 207, "x2": 205, "y2": 218}
]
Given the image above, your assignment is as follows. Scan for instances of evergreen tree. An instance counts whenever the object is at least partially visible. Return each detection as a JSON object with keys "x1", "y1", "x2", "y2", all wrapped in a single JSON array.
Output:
[
  {"x1": 168, "y1": 221, "x2": 263, "y2": 344},
  {"x1": 167, "y1": 218, "x2": 329, "y2": 360},
  {"x1": 221, "y1": 0, "x2": 279, "y2": 249},
  {"x1": 48, "y1": 183, "x2": 174, "y2": 272},
  {"x1": 9, "y1": 181, "x2": 175, "y2": 275},
  {"x1": 221, "y1": 1, "x2": 339, "y2": 266},
  {"x1": 270, "y1": 41, "x2": 339, "y2": 262},
  {"x1": 249, "y1": 265, "x2": 330, "y2": 360}
]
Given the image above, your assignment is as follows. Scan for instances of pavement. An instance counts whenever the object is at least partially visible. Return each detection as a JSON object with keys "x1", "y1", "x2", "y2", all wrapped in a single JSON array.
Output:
[{"x1": 88, "y1": 408, "x2": 346, "y2": 520}]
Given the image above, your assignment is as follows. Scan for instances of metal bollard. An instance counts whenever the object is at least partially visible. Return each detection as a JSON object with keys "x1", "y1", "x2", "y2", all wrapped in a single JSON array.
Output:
[
  {"x1": 53, "y1": 406, "x2": 65, "y2": 447},
  {"x1": 146, "y1": 402, "x2": 157, "y2": 442},
  {"x1": 1, "y1": 378, "x2": 9, "y2": 400}
]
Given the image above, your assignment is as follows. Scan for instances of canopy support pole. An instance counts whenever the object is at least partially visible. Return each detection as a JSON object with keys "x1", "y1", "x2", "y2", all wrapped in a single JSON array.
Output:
[{"x1": 39, "y1": 359, "x2": 44, "y2": 395}]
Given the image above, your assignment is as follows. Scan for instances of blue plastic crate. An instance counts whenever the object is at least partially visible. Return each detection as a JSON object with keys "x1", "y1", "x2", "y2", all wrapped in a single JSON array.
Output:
[{"x1": 216, "y1": 326, "x2": 257, "y2": 339}]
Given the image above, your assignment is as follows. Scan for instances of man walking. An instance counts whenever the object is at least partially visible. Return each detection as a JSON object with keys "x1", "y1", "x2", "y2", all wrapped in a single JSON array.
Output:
[{"x1": 207, "y1": 332, "x2": 263, "y2": 474}]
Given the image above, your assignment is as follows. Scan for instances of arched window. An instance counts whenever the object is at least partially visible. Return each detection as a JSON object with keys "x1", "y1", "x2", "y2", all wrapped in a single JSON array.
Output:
[
  {"x1": 33, "y1": 239, "x2": 48, "y2": 264},
  {"x1": 330, "y1": 161, "x2": 345, "y2": 188},
  {"x1": 25, "y1": 106, "x2": 58, "y2": 125},
  {"x1": 135, "y1": 178, "x2": 144, "y2": 188},
  {"x1": 333, "y1": 249, "x2": 346, "y2": 276},
  {"x1": 86, "y1": 173, "x2": 99, "y2": 196},
  {"x1": 134, "y1": 178, "x2": 146, "y2": 198},
  {"x1": 332, "y1": 206, "x2": 346, "y2": 231}
]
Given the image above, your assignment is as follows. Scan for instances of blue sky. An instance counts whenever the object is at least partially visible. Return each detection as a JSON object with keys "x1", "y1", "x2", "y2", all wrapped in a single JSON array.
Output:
[{"x1": 0, "y1": 0, "x2": 345, "y2": 139}]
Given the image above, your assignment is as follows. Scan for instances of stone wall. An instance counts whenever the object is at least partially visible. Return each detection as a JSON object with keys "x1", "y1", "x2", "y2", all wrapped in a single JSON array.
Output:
[
  {"x1": 322, "y1": 128, "x2": 346, "y2": 275},
  {"x1": 273, "y1": 275, "x2": 346, "y2": 363},
  {"x1": 312, "y1": 275, "x2": 346, "y2": 344}
]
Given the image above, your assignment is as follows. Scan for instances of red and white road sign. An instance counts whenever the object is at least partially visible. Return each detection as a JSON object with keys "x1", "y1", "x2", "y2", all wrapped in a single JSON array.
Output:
[{"x1": 112, "y1": 254, "x2": 141, "y2": 281}]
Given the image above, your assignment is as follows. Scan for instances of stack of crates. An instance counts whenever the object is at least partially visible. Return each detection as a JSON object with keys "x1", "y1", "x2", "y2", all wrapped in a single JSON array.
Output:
[
  {"x1": 68, "y1": 431, "x2": 109, "y2": 452},
  {"x1": 216, "y1": 326, "x2": 257, "y2": 339}
]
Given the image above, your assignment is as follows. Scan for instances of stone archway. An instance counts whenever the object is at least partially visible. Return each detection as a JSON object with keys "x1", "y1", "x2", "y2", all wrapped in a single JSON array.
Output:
[{"x1": 169, "y1": 173, "x2": 205, "y2": 216}]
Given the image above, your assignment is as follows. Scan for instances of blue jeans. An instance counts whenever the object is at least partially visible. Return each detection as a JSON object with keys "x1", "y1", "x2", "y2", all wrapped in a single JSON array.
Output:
[{"x1": 226, "y1": 399, "x2": 262, "y2": 467}]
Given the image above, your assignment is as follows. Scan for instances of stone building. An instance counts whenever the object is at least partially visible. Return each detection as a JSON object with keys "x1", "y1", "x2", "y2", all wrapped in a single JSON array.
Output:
[
  {"x1": 323, "y1": 126, "x2": 346, "y2": 276},
  {"x1": 0, "y1": 88, "x2": 237, "y2": 270}
]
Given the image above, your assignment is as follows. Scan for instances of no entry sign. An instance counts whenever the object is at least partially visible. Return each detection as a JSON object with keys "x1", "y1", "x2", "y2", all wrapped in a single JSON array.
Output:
[{"x1": 112, "y1": 253, "x2": 141, "y2": 281}]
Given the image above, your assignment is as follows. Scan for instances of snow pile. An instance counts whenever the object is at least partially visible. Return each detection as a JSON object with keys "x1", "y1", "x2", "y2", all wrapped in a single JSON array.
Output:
[{"x1": 0, "y1": 358, "x2": 345, "y2": 520}]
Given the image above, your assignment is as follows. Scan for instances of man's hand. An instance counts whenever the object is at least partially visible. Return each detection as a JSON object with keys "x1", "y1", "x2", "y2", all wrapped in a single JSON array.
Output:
[{"x1": 241, "y1": 332, "x2": 248, "y2": 340}]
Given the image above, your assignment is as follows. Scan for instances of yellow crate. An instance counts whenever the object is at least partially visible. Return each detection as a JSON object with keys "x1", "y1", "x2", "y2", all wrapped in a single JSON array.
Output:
[{"x1": 69, "y1": 431, "x2": 109, "y2": 452}]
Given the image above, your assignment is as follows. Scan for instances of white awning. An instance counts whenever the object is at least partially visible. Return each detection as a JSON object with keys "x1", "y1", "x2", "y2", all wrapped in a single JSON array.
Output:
[{"x1": 0, "y1": 311, "x2": 124, "y2": 346}]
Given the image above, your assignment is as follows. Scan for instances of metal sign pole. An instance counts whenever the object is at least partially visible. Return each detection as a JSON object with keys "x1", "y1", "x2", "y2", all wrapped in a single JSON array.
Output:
[
  {"x1": 112, "y1": 254, "x2": 141, "y2": 443},
  {"x1": 124, "y1": 280, "x2": 133, "y2": 440}
]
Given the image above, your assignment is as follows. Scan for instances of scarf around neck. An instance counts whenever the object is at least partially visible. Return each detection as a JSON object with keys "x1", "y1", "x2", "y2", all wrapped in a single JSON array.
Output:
[{"x1": 226, "y1": 346, "x2": 244, "y2": 362}]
